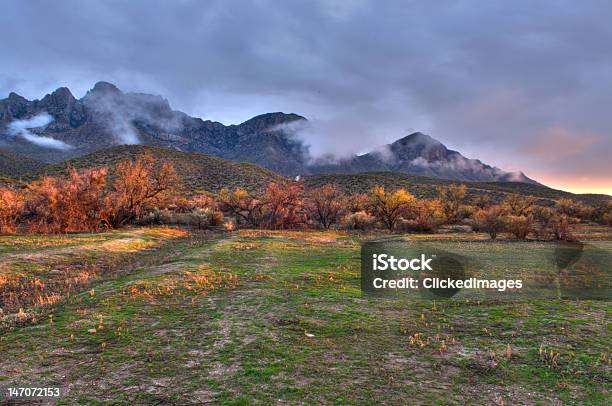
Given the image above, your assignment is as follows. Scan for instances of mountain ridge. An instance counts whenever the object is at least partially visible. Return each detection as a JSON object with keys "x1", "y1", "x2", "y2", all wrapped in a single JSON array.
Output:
[{"x1": 1, "y1": 81, "x2": 537, "y2": 184}]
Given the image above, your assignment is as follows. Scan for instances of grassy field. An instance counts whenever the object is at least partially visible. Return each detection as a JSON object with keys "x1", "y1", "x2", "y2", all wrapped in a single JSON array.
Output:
[{"x1": 0, "y1": 228, "x2": 610, "y2": 405}]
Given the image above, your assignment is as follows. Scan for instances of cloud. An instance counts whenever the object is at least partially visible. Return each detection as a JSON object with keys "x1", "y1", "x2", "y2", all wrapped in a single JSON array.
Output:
[
  {"x1": 7, "y1": 113, "x2": 73, "y2": 150},
  {"x1": 81, "y1": 83, "x2": 190, "y2": 145},
  {"x1": 274, "y1": 106, "x2": 410, "y2": 161},
  {"x1": 0, "y1": 0, "x2": 611, "y2": 190},
  {"x1": 519, "y1": 126, "x2": 603, "y2": 161}
]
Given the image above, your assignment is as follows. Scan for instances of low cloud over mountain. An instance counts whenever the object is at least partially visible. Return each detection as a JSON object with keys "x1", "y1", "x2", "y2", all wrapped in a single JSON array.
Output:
[{"x1": 1, "y1": 82, "x2": 537, "y2": 184}]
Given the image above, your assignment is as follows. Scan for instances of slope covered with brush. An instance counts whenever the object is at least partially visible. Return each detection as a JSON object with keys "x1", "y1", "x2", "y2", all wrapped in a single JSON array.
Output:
[
  {"x1": 34, "y1": 145, "x2": 281, "y2": 193},
  {"x1": 0, "y1": 148, "x2": 46, "y2": 177},
  {"x1": 305, "y1": 172, "x2": 610, "y2": 206}
]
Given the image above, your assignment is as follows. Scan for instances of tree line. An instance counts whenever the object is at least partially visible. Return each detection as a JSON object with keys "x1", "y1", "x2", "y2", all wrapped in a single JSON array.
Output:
[{"x1": 0, "y1": 154, "x2": 610, "y2": 239}]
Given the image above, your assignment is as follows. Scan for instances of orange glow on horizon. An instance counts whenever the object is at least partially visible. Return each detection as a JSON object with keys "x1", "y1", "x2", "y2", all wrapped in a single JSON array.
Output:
[{"x1": 536, "y1": 176, "x2": 612, "y2": 196}]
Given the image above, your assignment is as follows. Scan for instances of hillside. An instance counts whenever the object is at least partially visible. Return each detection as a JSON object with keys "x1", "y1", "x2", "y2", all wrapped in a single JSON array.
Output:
[
  {"x1": 304, "y1": 172, "x2": 611, "y2": 206},
  {"x1": 34, "y1": 145, "x2": 282, "y2": 193},
  {"x1": 15, "y1": 146, "x2": 609, "y2": 205},
  {"x1": 0, "y1": 148, "x2": 45, "y2": 177}
]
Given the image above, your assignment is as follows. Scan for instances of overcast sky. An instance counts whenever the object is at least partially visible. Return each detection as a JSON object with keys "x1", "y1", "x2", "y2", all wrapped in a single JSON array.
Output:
[{"x1": 1, "y1": 0, "x2": 611, "y2": 193}]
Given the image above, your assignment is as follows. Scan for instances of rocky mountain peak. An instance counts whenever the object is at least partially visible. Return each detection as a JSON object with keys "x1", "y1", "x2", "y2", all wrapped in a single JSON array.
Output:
[
  {"x1": 7, "y1": 92, "x2": 27, "y2": 102},
  {"x1": 390, "y1": 132, "x2": 447, "y2": 161},
  {"x1": 90, "y1": 81, "x2": 121, "y2": 94},
  {"x1": 394, "y1": 132, "x2": 442, "y2": 147},
  {"x1": 237, "y1": 112, "x2": 306, "y2": 133},
  {"x1": 41, "y1": 87, "x2": 76, "y2": 107}
]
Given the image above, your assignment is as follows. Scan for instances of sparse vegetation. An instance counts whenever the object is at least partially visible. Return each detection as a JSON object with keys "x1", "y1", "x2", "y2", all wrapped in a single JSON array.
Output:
[{"x1": 0, "y1": 228, "x2": 609, "y2": 404}]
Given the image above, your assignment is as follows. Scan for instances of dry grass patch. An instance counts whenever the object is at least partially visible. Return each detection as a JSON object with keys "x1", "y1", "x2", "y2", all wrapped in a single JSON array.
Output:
[{"x1": 0, "y1": 227, "x2": 188, "y2": 329}]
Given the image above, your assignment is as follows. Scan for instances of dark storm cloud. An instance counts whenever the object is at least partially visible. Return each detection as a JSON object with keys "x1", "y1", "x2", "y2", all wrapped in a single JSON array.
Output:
[{"x1": 1, "y1": 0, "x2": 611, "y2": 190}]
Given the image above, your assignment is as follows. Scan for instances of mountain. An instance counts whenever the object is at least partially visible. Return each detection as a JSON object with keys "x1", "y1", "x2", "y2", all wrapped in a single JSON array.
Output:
[
  {"x1": 1, "y1": 82, "x2": 536, "y2": 184},
  {"x1": 308, "y1": 132, "x2": 538, "y2": 184},
  {"x1": 34, "y1": 145, "x2": 281, "y2": 193},
  {"x1": 0, "y1": 82, "x2": 307, "y2": 173}
]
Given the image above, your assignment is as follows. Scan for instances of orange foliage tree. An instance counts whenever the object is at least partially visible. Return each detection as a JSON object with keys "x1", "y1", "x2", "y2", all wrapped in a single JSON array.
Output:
[
  {"x1": 0, "y1": 187, "x2": 24, "y2": 234},
  {"x1": 506, "y1": 215, "x2": 534, "y2": 240},
  {"x1": 307, "y1": 184, "x2": 346, "y2": 229},
  {"x1": 102, "y1": 154, "x2": 178, "y2": 228},
  {"x1": 368, "y1": 186, "x2": 416, "y2": 231},
  {"x1": 503, "y1": 193, "x2": 535, "y2": 217},
  {"x1": 217, "y1": 187, "x2": 265, "y2": 227},
  {"x1": 26, "y1": 167, "x2": 108, "y2": 233},
  {"x1": 473, "y1": 205, "x2": 506, "y2": 240},
  {"x1": 438, "y1": 184, "x2": 467, "y2": 223},
  {"x1": 409, "y1": 198, "x2": 445, "y2": 232},
  {"x1": 262, "y1": 181, "x2": 307, "y2": 229}
]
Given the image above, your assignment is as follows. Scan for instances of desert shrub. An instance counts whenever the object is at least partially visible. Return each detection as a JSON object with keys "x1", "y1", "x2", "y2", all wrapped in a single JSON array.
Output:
[
  {"x1": 102, "y1": 154, "x2": 178, "y2": 228},
  {"x1": 531, "y1": 208, "x2": 576, "y2": 241},
  {"x1": 458, "y1": 204, "x2": 477, "y2": 220},
  {"x1": 187, "y1": 194, "x2": 218, "y2": 210},
  {"x1": 217, "y1": 188, "x2": 264, "y2": 228},
  {"x1": 604, "y1": 211, "x2": 612, "y2": 226},
  {"x1": 472, "y1": 205, "x2": 506, "y2": 240},
  {"x1": 262, "y1": 181, "x2": 307, "y2": 229},
  {"x1": 347, "y1": 193, "x2": 370, "y2": 213},
  {"x1": 438, "y1": 184, "x2": 467, "y2": 223},
  {"x1": 307, "y1": 184, "x2": 346, "y2": 229},
  {"x1": 0, "y1": 187, "x2": 24, "y2": 234},
  {"x1": 401, "y1": 199, "x2": 445, "y2": 232},
  {"x1": 11, "y1": 154, "x2": 179, "y2": 234},
  {"x1": 140, "y1": 207, "x2": 222, "y2": 229},
  {"x1": 191, "y1": 208, "x2": 223, "y2": 228},
  {"x1": 472, "y1": 194, "x2": 493, "y2": 209},
  {"x1": 341, "y1": 211, "x2": 376, "y2": 230},
  {"x1": 223, "y1": 218, "x2": 236, "y2": 231},
  {"x1": 369, "y1": 186, "x2": 416, "y2": 231},
  {"x1": 26, "y1": 167, "x2": 108, "y2": 233},
  {"x1": 548, "y1": 214, "x2": 574, "y2": 241},
  {"x1": 506, "y1": 215, "x2": 534, "y2": 240},
  {"x1": 588, "y1": 202, "x2": 611, "y2": 225},
  {"x1": 219, "y1": 181, "x2": 307, "y2": 230},
  {"x1": 532, "y1": 206, "x2": 555, "y2": 240},
  {"x1": 503, "y1": 193, "x2": 535, "y2": 217},
  {"x1": 556, "y1": 198, "x2": 594, "y2": 222},
  {"x1": 165, "y1": 194, "x2": 217, "y2": 213}
]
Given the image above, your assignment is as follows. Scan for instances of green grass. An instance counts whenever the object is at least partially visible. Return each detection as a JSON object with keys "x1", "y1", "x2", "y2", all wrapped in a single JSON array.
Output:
[{"x1": 0, "y1": 228, "x2": 610, "y2": 405}]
